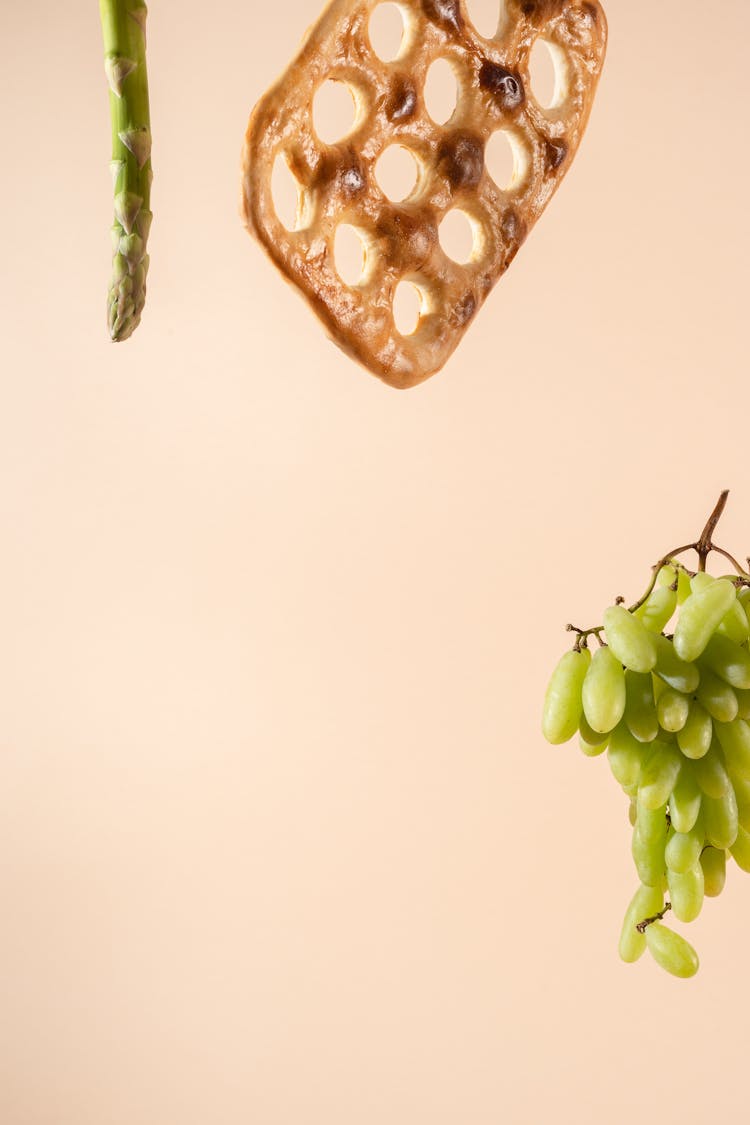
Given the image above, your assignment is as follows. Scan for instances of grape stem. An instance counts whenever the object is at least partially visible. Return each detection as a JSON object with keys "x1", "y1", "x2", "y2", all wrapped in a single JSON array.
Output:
[
  {"x1": 696, "y1": 490, "x2": 730, "y2": 570},
  {"x1": 567, "y1": 491, "x2": 750, "y2": 650},
  {"x1": 566, "y1": 623, "x2": 604, "y2": 649},
  {"x1": 636, "y1": 902, "x2": 672, "y2": 935}
]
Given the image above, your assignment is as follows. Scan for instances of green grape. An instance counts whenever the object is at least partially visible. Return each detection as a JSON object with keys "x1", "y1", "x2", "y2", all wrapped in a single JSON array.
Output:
[
  {"x1": 674, "y1": 577, "x2": 738, "y2": 662},
  {"x1": 702, "y1": 787, "x2": 739, "y2": 850},
  {"x1": 631, "y1": 827, "x2": 664, "y2": 888},
  {"x1": 638, "y1": 743, "x2": 682, "y2": 811},
  {"x1": 645, "y1": 922, "x2": 699, "y2": 978},
  {"x1": 580, "y1": 712, "x2": 608, "y2": 745},
  {"x1": 714, "y1": 719, "x2": 750, "y2": 781},
  {"x1": 632, "y1": 799, "x2": 669, "y2": 886},
  {"x1": 624, "y1": 671, "x2": 659, "y2": 742},
  {"x1": 737, "y1": 586, "x2": 750, "y2": 629},
  {"x1": 696, "y1": 665, "x2": 739, "y2": 723},
  {"x1": 735, "y1": 689, "x2": 750, "y2": 721},
  {"x1": 692, "y1": 741, "x2": 731, "y2": 799},
  {"x1": 656, "y1": 689, "x2": 690, "y2": 733},
  {"x1": 638, "y1": 800, "x2": 671, "y2": 847},
  {"x1": 603, "y1": 605, "x2": 657, "y2": 673},
  {"x1": 579, "y1": 731, "x2": 608, "y2": 757},
  {"x1": 667, "y1": 861, "x2": 705, "y2": 922},
  {"x1": 732, "y1": 768, "x2": 750, "y2": 800},
  {"x1": 582, "y1": 646, "x2": 626, "y2": 734},
  {"x1": 715, "y1": 591, "x2": 750, "y2": 642},
  {"x1": 543, "y1": 648, "x2": 592, "y2": 744},
  {"x1": 607, "y1": 724, "x2": 647, "y2": 789},
  {"x1": 653, "y1": 635, "x2": 700, "y2": 694},
  {"x1": 669, "y1": 768, "x2": 702, "y2": 834},
  {"x1": 729, "y1": 824, "x2": 750, "y2": 873},
  {"x1": 656, "y1": 564, "x2": 678, "y2": 589},
  {"x1": 702, "y1": 634, "x2": 750, "y2": 690},
  {"x1": 628, "y1": 799, "x2": 637, "y2": 827},
  {"x1": 689, "y1": 573, "x2": 717, "y2": 592},
  {"x1": 665, "y1": 819, "x2": 704, "y2": 874},
  {"x1": 618, "y1": 883, "x2": 665, "y2": 963},
  {"x1": 676, "y1": 569, "x2": 693, "y2": 605},
  {"x1": 700, "y1": 846, "x2": 727, "y2": 897},
  {"x1": 634, "y1": 584, "x2": 677, "y2": 635},
  {"x1": 677, "y1": 701, "x2": 713, "y2": 760},
  {"x1": 578, "y1": 712, "x2": 609, "y2": 756},
  {"x1": 730, "y1": 773, "x2": 750, "y2": 827}
]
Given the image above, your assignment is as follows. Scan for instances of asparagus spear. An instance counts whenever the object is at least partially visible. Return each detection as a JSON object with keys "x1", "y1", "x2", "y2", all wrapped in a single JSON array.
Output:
[{"x1": 99, "y1": 0, "x2": 153, "y2": 341}]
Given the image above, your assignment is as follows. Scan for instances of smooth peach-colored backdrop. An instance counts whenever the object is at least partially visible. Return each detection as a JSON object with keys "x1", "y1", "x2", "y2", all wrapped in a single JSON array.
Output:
[{"x1": 2, "y1": 2, "x2": 749, "y2": 1122}]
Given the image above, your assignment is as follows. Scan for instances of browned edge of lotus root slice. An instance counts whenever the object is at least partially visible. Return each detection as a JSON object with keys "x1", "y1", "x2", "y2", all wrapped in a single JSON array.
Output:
[{"x1": 241, "y1": 0, "x2": 607, "y2": 389}]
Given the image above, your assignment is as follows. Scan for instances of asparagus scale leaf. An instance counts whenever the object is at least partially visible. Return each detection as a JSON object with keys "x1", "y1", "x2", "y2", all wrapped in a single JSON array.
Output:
[{"x1": 99, "y1": 0, "x2": 152, "y2": 341}]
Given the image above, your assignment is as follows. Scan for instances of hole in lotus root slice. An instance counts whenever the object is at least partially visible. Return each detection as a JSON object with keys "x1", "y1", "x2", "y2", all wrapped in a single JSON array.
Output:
[
  {"x1": 464, "y1": 0, "x2": 503, "y2": 38},
  {"x1": 369, "y1": 2, "x2": 410, "y2": 62},
  {"x1": 438, "y1": 208, "x2": 485, "y2": 265},
  {"x1": 375, "y1": 144, "x2": 422, "y2": 202},
  {"x1": 270, "y1": 152, "x2": 311, "y2": 232},
  {"x1": 424, "y1": 58, "x2": 460, "y2": 126},
  {"x1": 529, "y1": 37, "x2": 569, "y2": 109},
  {"x1": 334, "y1": 224, "x2": 372, "y2": 286},
  {"x1": 393, "y1": 278, "x2": 429, "y2": 336},
  {"x1": 312, "y1": 78, "x2": 363, "y2": 144},
  {"x1": 485, "y1": 128, "x2": 530, "y2": 192}
]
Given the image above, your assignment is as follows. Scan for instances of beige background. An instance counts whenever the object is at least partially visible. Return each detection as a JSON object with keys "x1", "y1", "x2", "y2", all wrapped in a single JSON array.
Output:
[{"x1": 2, "y1": 1, "x2": 749, "y2": 1122}]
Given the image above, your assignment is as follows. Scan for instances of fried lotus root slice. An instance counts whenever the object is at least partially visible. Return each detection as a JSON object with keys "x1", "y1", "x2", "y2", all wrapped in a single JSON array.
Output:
[{"x1": 241, "y1": 0, "x2": 607, "y2": 389}]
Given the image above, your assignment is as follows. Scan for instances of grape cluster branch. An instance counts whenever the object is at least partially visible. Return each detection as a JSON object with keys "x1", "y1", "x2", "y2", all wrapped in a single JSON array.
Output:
[{"x1": 542, "y1": 493, "x2": 750, "y2": 976}]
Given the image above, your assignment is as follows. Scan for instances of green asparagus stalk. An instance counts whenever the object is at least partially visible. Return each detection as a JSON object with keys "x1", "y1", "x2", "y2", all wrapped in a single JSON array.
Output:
[{"x1": 99, "y1": 0, "x2": 153, "y2": 341}]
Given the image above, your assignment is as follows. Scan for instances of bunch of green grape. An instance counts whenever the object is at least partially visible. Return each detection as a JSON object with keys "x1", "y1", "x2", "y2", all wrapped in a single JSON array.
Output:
[{"x1": 543, "y1": 563, "x2": 750, "y2": 978}]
